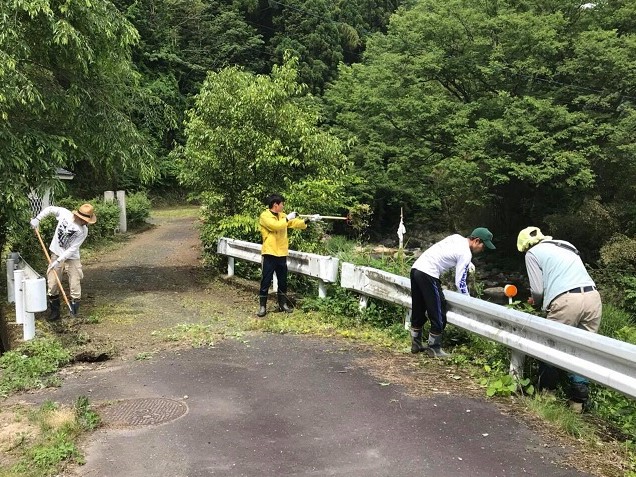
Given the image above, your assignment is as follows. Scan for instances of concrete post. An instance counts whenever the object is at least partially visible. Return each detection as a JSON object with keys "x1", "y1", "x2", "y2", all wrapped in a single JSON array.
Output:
[
  {"x1": 104, "y1": 191, "x2": 115, "y2": 202},
  {"x1": 6, "y1": 255, "x2": 17, "y2": 303},
  {"x1": 116, "y1": 190, "x2": 127, "y2": 233}
]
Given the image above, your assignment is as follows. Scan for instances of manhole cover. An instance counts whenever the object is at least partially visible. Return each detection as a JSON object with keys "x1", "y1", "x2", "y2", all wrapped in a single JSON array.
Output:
[{"x1": 98, "y1": 398, "x2": 188, "y2": 427}]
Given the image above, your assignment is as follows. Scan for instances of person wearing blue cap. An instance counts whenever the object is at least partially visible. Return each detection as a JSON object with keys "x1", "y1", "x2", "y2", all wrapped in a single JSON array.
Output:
[{"x1": 410, "y1": 227, "x2": 495, "y2": 357}]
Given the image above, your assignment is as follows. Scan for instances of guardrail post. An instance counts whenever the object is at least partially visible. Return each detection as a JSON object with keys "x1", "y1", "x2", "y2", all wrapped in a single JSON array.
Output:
[
  {"x1": 318, "y1": 279, "x2": 327, "y2": 298},
  {"x1": 359, "y1": 295, "x2": 368, "y2": 311},
  {"x1": 227, "y1": 257, "x2": 235, "y2": 277},
  {"x1": 14, "y1": 269, "x2": 25, "y2": 326},
  {"x1": 510, "y1": 350, "x2": 525, "y2": 378},
  {"x1": 404, "y1": 310, "x2": 412, "y2": 330}
]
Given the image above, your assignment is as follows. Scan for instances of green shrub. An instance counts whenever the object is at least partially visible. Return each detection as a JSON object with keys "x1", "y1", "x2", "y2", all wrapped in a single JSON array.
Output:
[
  {"x1": 86, "y1": 200, "x2": 120, "y2": 242},
  {"x1": 598, "y1": 304, "x2": 636, "y2": 340},
  {"x1": 126, "y1": 191, "x2": 151, "y2": 228}
]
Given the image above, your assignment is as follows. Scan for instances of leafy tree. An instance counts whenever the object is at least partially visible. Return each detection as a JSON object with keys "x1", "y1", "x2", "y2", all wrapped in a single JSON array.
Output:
[
  {"x1": 0, "y1": 0, "x2": 156, "y2": 350},
  {"x1": 176, "y1": 57, "x2": 356, "y2": 246},
  {"x1": 269, "y1": 0, "x2": 344, "y2": 93},
  {"x1": 325, "y1": 0, "x2": 636, "y2": 244}
]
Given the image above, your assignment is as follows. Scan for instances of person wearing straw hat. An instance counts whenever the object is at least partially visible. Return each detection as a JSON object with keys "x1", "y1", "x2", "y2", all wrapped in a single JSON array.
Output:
[
  {"x1": 30, "y1": 203, "x2": 97, "y2": 319},
  {"x1": 410, "y1": 227, "x2": 495, "y2": 357},
  {"x1": 517, "y1": 226, "x2": 602, "y2": 413}
]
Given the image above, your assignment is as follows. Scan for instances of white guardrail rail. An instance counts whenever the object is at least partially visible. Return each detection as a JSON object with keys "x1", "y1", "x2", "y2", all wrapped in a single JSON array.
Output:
[
  {"x1": 340, "y1": 262, "x2": 636, "y2": 400},
  {"x1": 217, "y1": 238, "x2": 636, "y2": 399},
  {"x1": 216, "y1": 237, "x2": 339, "y2": 298}
]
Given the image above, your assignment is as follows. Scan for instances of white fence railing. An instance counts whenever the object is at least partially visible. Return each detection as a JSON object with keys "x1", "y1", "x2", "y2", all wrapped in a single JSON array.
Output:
[
  {"x1": 217, "y1": 238, "x2": 339, "y2": 298},
  {"x1": 217, "y1": 238, "x2": 636, "y2": 399},
  {"x1": 6, "y1": 253, "x2": 47, "y2": 340}
]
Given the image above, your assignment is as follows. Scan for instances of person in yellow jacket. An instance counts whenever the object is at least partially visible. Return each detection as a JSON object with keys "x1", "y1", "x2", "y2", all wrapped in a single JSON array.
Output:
[{"x1": 257, "y1": 193, "x2": 318, "y2": 317}]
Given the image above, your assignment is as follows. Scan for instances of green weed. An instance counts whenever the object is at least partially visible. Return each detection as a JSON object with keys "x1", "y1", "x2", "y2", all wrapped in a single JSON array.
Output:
[
  {"x1": 0, "y1": 397, "x2": 99, "y2": 477},
  {"x1": 0, "y1": 338, "x2": 71, "y2": 397}
]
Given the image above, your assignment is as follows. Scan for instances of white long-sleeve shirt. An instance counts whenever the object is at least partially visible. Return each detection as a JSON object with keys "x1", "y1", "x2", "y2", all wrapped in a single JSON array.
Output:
[
  {"x1": 36, "y1": 206, "x2": 88, "y2": 261},
  {"x1": 411, "y1": 234, "x2": 472, "y2": 294}
]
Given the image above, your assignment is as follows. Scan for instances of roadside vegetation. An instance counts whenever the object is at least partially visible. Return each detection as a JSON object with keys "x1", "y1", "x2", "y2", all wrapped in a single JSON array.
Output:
[
  {"x1": 3, "y1": 0, "x2": 636, "y2": 474},
  {"x1": 0, "y1": 396, "x2": 100, "y2": 477},
  {"x1": 0, "y1": 207, "x2": 635, "y2": 476}
]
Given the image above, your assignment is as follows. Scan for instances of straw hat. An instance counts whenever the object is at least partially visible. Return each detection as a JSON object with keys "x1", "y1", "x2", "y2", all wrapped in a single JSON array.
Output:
[{"x1": 73, "y1": 203, "x2": 97, "y2": 224}]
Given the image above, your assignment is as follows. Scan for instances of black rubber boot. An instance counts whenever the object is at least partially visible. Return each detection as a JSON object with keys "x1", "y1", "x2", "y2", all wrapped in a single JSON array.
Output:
[
  {"x1": 569, "y1": 382, "x2": 589, "y2": 414},
  {"x1": 278, "y1": 293, "x2": 292, "y2": 313},
  {"x1": 425, "y1": 333, "x2": 449, "y2": 358},
  {"x1": 70, "y1": 300, "x2": 80, "y2": 316},
  {"x1": 48, "y1": 295, "x2": 61, "y2": 321},
  {"x1": 410, "y1": 328, "x2": 427, "y2": 354},
  {"x1": 256, "y1": 296, "x2": 267, "y2": 318}
]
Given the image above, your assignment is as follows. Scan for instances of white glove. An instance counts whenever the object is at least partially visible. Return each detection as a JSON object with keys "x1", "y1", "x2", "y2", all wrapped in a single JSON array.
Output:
[
  {"x1": 286, "y1": 211, "x2": 298, "y2": 221},
  {"x1": 308, "y1": 214, "x2": 322, "y2": 222},
  {"x1": 468, "y1": 262, "x2": 476, "y2": 274},
  {"x1": 47, "y1": 259, "x2": 60, "y2": 273},
  {"x1": 30, "y1": 218, "x2": 40, "y2": 229}
]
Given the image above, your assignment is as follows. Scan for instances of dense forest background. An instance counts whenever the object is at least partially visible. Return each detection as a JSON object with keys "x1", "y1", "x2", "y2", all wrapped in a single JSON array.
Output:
[{"x1": 2, "y1": 0, "x2": 636, "y2": 308}]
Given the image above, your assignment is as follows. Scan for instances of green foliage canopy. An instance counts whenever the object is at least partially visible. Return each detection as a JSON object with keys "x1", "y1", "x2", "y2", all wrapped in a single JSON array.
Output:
[
  {"x1": 0, "y1": 0, "x2": 158, "y2": 242},
  {"x1": 177, "y1": 57, "x2": 356, "y2": 242},
  {"x1": 325, "y1": 0, "x2": 636, "y2": 239}
]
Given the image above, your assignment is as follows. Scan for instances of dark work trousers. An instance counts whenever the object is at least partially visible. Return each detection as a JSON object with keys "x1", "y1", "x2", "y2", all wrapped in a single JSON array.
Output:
[
  {"x1": 410, "y1": 268, "x2": 447, "y2": 334},
  {"x1": 259, "y1": 255, "x2": 288, "y2": 296}
]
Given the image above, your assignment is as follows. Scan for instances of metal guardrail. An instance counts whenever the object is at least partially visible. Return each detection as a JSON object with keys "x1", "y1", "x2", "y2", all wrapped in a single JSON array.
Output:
[
  {"x1": 217, "y1": 239, "x2": 636, "y2": 399},
  {"x1": 6, "y1": 252, "x2": 47, "y2": 341},
  {"x1": 339, "y1": 261, "x2": 636, "y2": 399},
  {"x1": 217, "y1": 238, "x2": 339, "y2": 298}
]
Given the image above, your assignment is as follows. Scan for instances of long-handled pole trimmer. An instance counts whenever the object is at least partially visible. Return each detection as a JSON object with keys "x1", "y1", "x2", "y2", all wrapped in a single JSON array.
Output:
[
  {"x1": 34, "y1": 228, "x2": 74, "y2": 316},
  {"x1": 299, "y1": 215, "x2": 349, "y2": 221}
]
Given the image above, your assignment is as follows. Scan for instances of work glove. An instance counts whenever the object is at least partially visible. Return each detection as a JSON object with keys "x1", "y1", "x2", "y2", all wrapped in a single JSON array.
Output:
[
  {"x1": 30, "y1": 218, "x2": 40, "y2": 229},
  {"x1": 47, "y1": 259, "x2": 60, "y2": 273},
  {"x1": 286, "y1": 211, "x2": 298, "y2": 221},
  {"x1": 308, "y1": 214, "x2": 322, "y2": 222},
  {"x1": 468, "y1": 262, "x2": 475, "y2": 274}
]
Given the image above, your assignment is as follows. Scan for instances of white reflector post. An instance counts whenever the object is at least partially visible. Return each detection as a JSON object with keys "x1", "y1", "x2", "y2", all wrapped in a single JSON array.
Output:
[{"x1": 24, "y1": 277, "x2": 47, "y2": 312}]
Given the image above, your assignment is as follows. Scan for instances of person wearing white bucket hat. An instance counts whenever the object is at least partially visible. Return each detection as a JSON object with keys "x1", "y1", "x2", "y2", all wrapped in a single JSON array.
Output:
[
  {"x1": 30, "y1": 203, "x2": 97, "y2": 319},
  {"x1": 517, "y1": 226, "x2": 602, "y2": 412}
]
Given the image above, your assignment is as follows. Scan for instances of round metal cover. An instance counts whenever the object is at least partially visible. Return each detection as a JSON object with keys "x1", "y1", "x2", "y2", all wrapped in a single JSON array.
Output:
[{"x1": 98, "y1": 398, "x2": 187, "y2": 427}]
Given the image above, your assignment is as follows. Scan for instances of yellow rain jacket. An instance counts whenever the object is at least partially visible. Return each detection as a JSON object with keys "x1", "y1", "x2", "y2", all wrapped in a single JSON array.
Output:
[{"x1": 259, "y1": 209, "x2": 307, "y2": 256}]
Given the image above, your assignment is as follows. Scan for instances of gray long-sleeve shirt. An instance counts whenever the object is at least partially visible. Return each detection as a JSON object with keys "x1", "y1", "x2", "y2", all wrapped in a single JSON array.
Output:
[{"x1": 525, "y1": 240, "x2": 595, "y2": 310}]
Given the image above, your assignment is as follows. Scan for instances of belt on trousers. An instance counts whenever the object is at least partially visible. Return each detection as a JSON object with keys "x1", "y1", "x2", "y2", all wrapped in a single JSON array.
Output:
[{"x1": 566, "y1": 286, "x2": 596, "y2": 294}]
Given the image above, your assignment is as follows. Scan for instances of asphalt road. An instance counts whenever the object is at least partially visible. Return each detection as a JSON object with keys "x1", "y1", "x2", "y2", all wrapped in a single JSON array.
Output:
[{"x1": 18, "y1": 334, "x2": 589, "y2": 477}]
